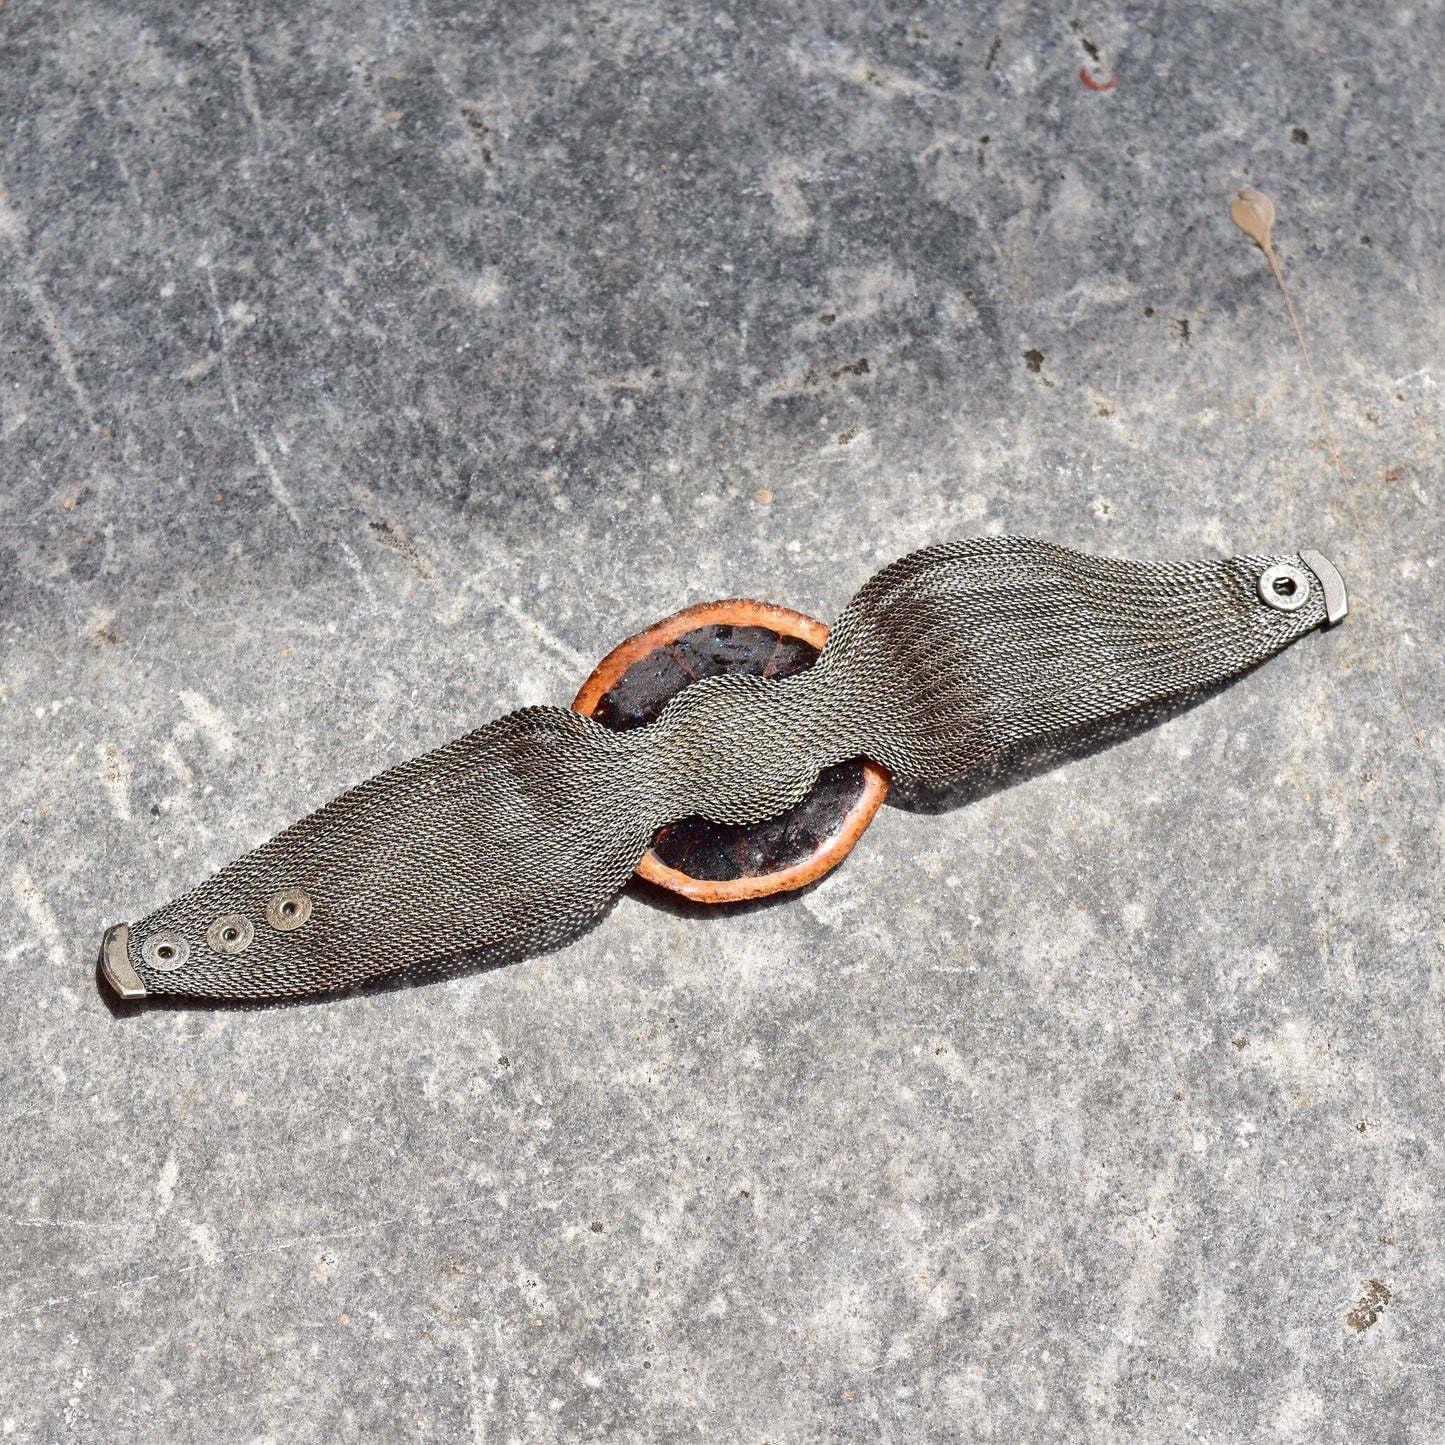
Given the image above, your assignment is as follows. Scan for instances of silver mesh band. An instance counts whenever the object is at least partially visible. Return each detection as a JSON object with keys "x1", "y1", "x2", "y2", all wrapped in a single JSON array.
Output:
[{"x1": 112, "y1": 537, "x2": 1338, "y2": 1001}]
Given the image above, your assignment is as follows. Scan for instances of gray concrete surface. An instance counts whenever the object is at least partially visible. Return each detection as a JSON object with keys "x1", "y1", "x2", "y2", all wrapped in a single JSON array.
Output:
[{"x1": 2, "y1": 1, "x2": 1441, "y2": 1439}]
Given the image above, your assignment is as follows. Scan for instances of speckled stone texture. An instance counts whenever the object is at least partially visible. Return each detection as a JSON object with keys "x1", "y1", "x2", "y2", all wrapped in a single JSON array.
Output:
[{"x1": 1, "y1": 1, "x2": 1441, "y2": 1439}]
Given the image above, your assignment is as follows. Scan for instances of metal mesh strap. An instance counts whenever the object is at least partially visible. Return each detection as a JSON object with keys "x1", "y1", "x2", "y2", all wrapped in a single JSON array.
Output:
[{"x1": 120, "y1": 537, "x2": 1332, "y2": 1000}]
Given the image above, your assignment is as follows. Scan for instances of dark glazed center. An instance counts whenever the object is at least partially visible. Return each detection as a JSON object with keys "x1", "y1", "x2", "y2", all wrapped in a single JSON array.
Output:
[{"x1": 593, "y1": 623, "x2": 868, "y2": 883}]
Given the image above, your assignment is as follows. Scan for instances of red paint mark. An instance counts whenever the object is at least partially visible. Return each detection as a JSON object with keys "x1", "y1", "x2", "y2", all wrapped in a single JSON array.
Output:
[{"x1": 1081, "y1": 66, "x2": 1118, "y2": 91}]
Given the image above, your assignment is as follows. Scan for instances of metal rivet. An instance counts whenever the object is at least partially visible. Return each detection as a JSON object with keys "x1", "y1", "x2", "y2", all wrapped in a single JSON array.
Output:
[
  {"x1": 1258, "y1": 562, "x2": 1311, "y2": 613},
  {"x1": 142, "y1": 931, "x2": 190, "y2": 972},
  {"x1": 266, "y1": 887, "x2": 313, "y2": 931},
  {"x1": 206, "y1": 912, "x2": 254, "y2": 956}
]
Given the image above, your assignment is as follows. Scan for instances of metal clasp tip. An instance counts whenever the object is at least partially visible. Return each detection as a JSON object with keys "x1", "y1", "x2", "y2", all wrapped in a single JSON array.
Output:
[
  {"x1": 99, "y1": 922, "x2": 147, "y2": 1000},
  {"x1": 1299, "y1": 550, "x2": 1348, "y2": 626}
]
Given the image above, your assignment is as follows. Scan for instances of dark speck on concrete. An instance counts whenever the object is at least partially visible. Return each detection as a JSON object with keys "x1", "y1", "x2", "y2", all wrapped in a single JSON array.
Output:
[{"x1": 1070, "y1": 19, "x2": 1103, "y2": 62}]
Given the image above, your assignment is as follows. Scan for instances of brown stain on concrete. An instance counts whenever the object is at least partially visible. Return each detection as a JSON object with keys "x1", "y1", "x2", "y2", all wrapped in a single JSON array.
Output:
[
  {"x1": 1345, "y1": 1278, "x2": 1391, "y2": 1333},
  {"x1": 368, "y1": 518, "x2": 438, "y2": 579}
]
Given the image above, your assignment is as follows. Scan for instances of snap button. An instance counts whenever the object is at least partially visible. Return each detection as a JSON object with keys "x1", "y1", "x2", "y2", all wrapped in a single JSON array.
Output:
[
  {"x1": 142, "y1": 931, "x2": 190, "y2": 971},
  {"x1": 266, "y1": 887, "x2": 313, "y2": 931},
  {"x1": 206, "y1": 912, "x2": 254, "y2": 955},
  {"x1": 1258, "y1": 562, "x2": 1311, "y2": 613}
]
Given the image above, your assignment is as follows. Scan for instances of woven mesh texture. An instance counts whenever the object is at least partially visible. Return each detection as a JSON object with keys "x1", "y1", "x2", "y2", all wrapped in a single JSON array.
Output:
[{"x1": 126, "y1": 537, "x2": 1328, "y2": 999}]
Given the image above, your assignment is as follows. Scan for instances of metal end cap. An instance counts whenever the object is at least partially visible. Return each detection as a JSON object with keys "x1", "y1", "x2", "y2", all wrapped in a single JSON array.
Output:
[
  {"x1": 99, "y1": 922, "x2": 147, "y2": 1000},
  {"x1": 1299, "y1": 550, "x2": 1348, "y2": 626}
]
